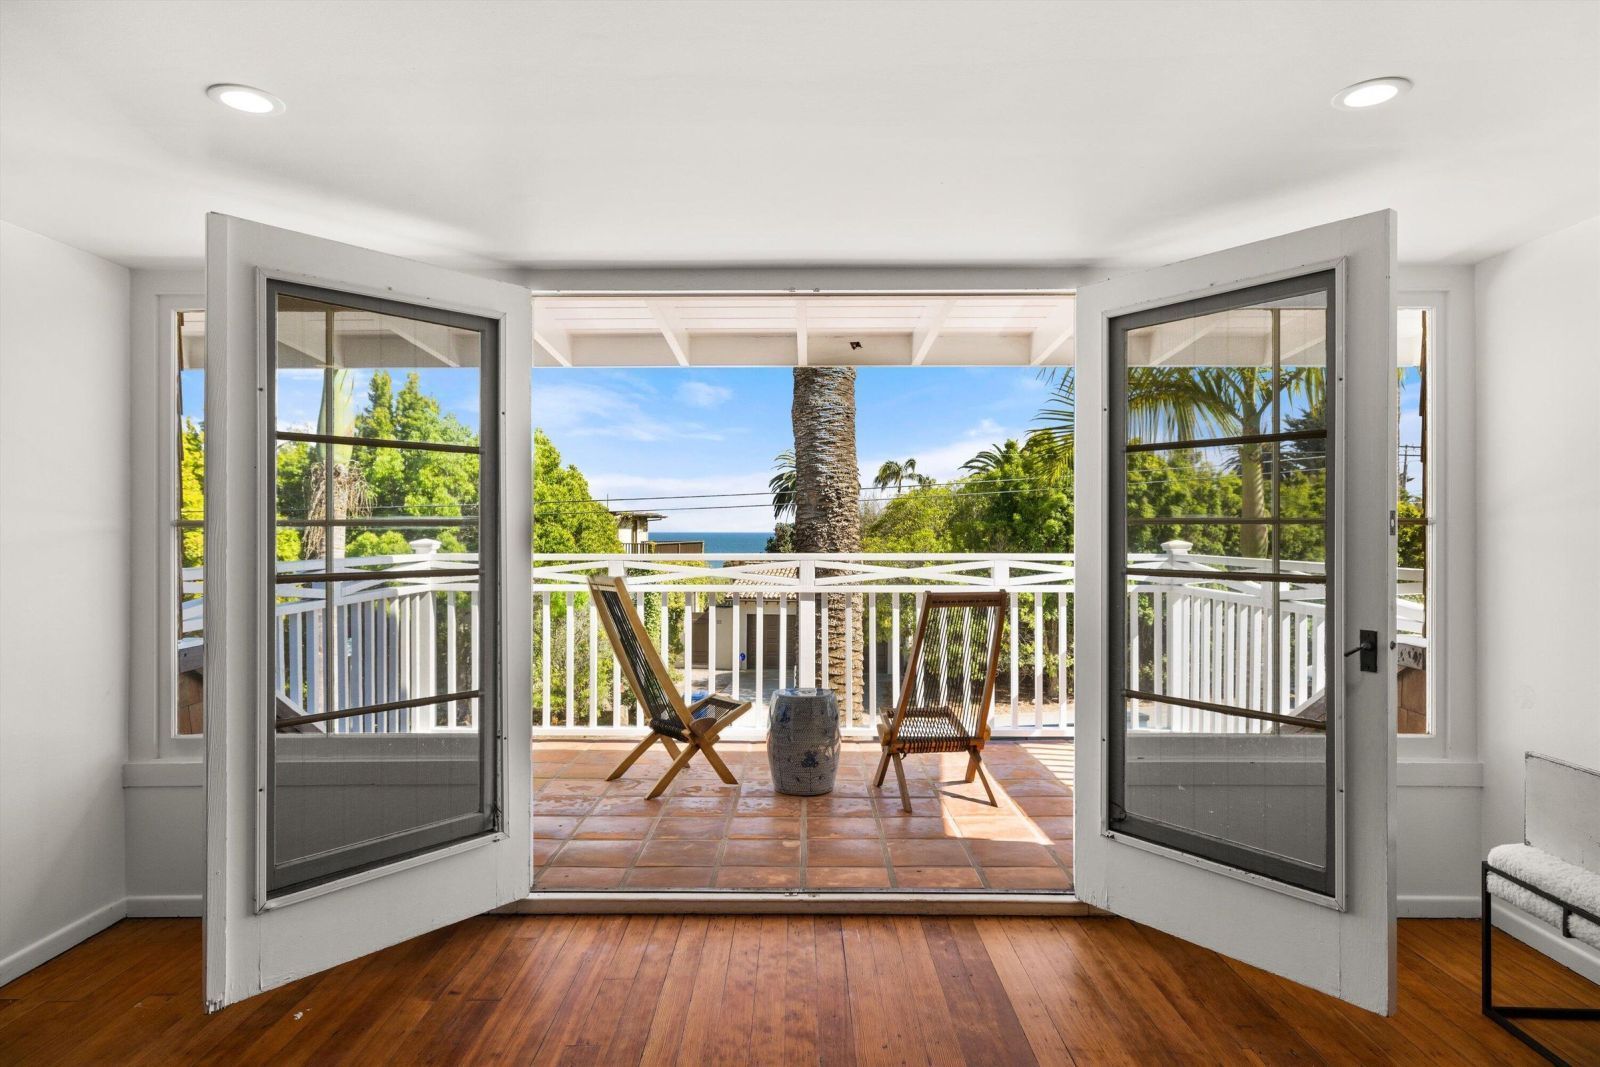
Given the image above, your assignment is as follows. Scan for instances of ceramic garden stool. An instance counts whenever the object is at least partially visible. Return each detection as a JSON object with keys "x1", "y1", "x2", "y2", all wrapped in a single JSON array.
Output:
[{"x1": 766, "y1": 688, "x2": 841, "y2": 796}]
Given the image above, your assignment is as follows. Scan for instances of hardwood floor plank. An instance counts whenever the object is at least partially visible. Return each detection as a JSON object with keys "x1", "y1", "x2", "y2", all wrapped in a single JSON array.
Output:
[
  {"x1": 973, "y1": 918, "x2": 1077, "y2": 1067},
  {"x1": 812, "y1": 915, "x2": 857, "y2": 1067},
  {"x1": 3, "y1": 916, "x2": 1593, "y2": 1065}
]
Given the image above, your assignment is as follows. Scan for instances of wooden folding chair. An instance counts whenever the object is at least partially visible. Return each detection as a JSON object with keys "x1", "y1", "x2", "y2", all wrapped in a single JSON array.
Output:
[
  {"x1": 587, "y1": 575, "x2": 751, "y2": 799},
  {"x1": 874, "y1": 590, "x2": 1008, "y2": 813}
]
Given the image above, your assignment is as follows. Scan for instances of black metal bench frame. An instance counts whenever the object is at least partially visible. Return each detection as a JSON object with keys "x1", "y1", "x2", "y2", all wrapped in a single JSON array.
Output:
[{"x1": 1481, "y1": 859, "x2": 1600, "y2": 1065}]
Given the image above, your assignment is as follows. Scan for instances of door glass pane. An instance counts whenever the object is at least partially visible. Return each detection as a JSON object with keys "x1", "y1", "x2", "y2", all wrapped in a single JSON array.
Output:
[
  {"x1": 1110, "y1": 272, "x2": 1336, "y2": 896},
  {"x1": 267, "y1": 282, "x2": 499, "y2": 897}
]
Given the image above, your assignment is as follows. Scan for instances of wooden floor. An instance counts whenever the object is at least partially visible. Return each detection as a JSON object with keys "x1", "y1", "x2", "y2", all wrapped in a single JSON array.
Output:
[{"x1": 3, "y1": 917, "x2": 1597, "y2": 1065}]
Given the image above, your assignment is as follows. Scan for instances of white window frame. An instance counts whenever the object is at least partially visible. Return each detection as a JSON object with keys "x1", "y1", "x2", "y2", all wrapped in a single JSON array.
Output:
[
  {"x1": 130, "y1": 279, "x2": 206, "y2": 764},
  {"x1": 1397, "y1": 290, "x2": 1451, "y2": 762}
]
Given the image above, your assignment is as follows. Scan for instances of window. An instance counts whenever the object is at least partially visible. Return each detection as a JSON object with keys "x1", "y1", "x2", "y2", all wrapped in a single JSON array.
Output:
[
  {"x1": 265, "y1": 282, "x2": 500, "y2": 896},
  {"x1": 1396, "y1": 307, "x2": 1431, "y2": 735},
  {"x1": 174, "y1": 309, "x2": 205, "y2": 734}
]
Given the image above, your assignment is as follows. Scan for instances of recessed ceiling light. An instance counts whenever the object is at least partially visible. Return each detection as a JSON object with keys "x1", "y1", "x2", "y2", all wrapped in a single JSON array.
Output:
[
  {"x1": 206, "y1": 83, "x2": 285, "y2": 115},
  {"x1": 1332, "y1": 76, "x2": 1412, "y2": 110}
]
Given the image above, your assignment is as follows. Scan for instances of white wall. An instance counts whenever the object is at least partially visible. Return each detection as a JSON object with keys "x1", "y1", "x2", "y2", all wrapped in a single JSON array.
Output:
[
  {"x1": 0, "y1": 221, "x2": 132, "y2": 982},
  {"x1": 1474, "y1": 215, "x2": 1600, "y2": 979}
]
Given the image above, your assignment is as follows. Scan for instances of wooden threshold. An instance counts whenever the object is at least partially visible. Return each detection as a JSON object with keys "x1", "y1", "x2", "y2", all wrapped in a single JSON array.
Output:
[{"x1": 504, "y1": 891, "x2": 1096, "y2": 916}]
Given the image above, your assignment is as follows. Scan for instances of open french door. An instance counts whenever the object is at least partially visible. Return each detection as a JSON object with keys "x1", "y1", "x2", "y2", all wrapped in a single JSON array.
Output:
[
  {"x1": 1073, "y1": 212, "x2": 1398, "y2": 1013},
  {"x1": 203, "y1": 215, "x2": 532, "y2": 1010}
]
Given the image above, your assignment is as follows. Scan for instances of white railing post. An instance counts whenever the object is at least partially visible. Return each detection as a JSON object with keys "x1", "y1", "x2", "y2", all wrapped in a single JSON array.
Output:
[{"x1": 797, "y1": 560, "x2": 816, "y2": 688}]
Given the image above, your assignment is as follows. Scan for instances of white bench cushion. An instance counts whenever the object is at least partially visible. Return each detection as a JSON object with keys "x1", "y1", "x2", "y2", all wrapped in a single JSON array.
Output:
[{"x1": 1488, "y1": 842, "x2": 1600, "y2": 951}]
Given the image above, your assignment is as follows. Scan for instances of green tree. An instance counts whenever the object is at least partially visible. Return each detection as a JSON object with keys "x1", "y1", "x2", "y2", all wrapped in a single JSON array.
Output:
[
  {"x1": 872, "y1": 457, "x2": 919, "y2": 493},
  {"x1": 532, "y1": 429, "x2": 623, "y2": 554}
]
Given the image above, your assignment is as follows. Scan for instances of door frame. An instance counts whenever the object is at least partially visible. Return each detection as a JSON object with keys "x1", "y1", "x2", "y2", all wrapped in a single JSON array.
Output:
[{"x1": 1072, "y1": 211, "x2": 1398, "y2": 1013}]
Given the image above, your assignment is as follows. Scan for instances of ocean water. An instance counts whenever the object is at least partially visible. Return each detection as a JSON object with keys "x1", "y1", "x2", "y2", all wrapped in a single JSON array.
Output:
[{"x1": 649, "y1": 530, "x2": 770, "y2": 554}]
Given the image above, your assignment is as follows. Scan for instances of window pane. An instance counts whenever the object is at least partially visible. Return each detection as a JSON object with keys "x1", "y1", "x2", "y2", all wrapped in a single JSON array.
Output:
[
  {"x1": 1111, "y1": 271, "x2": 1335, "y2": 896},
  {"x1": 1397, "y1": 307, "x2": 1430, "y2": 734},
  {"x1": 267, "y1": 282, "x2": 496, "y2": 897},
  {"x1": 175, "y1": 309, "x2": 206, "y2": 735}
]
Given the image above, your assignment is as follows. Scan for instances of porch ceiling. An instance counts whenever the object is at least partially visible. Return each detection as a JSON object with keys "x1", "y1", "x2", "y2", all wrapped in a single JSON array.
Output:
[{"x1": 531, "y1": 292, "x2": 1076, "y2": 369}]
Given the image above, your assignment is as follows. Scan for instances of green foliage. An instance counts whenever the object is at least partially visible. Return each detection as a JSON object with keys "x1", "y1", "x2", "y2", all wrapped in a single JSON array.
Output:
[
  {"x1": 178, "y1": 419, "x2": 206, "y2": 569},
  {"x1": 533, "y1": 429, "x2": 623, "y2": 554}
]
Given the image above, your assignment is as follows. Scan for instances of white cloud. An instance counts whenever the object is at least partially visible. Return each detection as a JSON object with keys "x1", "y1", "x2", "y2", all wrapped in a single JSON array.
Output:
[
  {"x1": 533, "y1": 380, "x2": 723, "y2": 443},
  {"x1": 586, "y1": 469, "x2": 777, "y2": 533},
  {"x1": 676, "y1": 381, "x2": 732, "y2": 408},
  {"x1": 863, "y1": 419, "x2": 1021, "y2": 486}
]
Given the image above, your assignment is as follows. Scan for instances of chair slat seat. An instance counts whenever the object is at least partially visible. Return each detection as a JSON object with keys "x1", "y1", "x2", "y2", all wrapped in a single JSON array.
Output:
[{"x1": 873, "y1": 591, "x2": 1008, "y2": 811}]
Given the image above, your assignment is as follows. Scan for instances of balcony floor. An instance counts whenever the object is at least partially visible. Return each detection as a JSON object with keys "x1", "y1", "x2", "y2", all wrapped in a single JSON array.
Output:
[{"x1": 532, "y1": 739, "x2": 1074, "y2": 893}]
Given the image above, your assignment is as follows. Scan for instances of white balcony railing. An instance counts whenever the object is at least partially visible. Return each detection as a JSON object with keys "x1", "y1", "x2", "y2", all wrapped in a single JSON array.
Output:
[{"x1": 179, "y1": 542, "x2": 1424, "y2": 739}]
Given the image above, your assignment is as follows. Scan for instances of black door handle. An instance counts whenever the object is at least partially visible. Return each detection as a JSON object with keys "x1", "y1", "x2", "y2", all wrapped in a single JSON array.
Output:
[{"x1": 1344, "y1": 629, "x2": 1379, "y2": 673}]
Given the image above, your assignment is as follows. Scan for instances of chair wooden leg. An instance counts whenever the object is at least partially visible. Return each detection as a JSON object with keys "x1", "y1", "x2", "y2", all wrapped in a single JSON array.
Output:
[
  {"x1": 891, "y1": 753, "x2": 912, "y2": 813},
  {"x1": 970, "y1": 749, "x2": 998, "y2": 807},
  {"x1": 699, "y1": 741, "x2": 738, "y2": 785},
  {"x1": 646, "y1": 742, "x2": 699, "y2": 800},
  {"x1": 607, "y1": 733, "x2": 659, "y2": 781},
  {"x1": 872, "y1": 748, "x2": 892, "y2": 789}
]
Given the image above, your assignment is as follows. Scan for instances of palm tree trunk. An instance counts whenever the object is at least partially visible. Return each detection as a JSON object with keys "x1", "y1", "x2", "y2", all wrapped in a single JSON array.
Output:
[
  {"x1": 1239, "y1": 442, "x2": 1269, "y2": 559},
  {"x1": 792, "y1": 368, "x2": 863, "y2": 702}
]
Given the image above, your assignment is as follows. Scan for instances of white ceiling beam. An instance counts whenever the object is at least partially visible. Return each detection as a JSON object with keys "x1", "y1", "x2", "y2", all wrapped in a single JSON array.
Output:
[
  {"x1": 795, "y1": 298, "x2": 809, "y2": 366},
  {"x1": 1145, "y1": 319, "x2": 1222, "y2": 367},
  {"x1": 533, "y1": 323, "x2": 572, "y2": 367},
  {"x1": 911, "y1": 299, "x2": 954, "y2": 365},
  {"x1": 1030, "y1": 301, "x2": 1076, "y2": 365},
  {"x1": 648, "y1": 300, "x2": 690, "y2": 366}
]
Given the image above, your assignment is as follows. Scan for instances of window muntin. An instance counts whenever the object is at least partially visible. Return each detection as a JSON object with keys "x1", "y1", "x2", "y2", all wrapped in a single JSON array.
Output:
[
  {"x1": 1109, "y1": 272, "x2": 1336, "y2": 896},
  {"x1": 265, "y1": 281, "x2": 500, "y2": 897}
]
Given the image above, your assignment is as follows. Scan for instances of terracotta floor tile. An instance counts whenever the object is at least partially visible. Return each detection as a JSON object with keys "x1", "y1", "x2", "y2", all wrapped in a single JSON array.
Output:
[
  {"x1": 806, "y1": 839, "x2": 886, "y2": 866},
  {"x1": 1031, "y1": 817, "x2": 1075, "y2": 841},
  {"x1": 532, "y1": 838, "x2": 564, "y2": 866},
  {"x1": 871, "y1": 795, "x2": 944, "y2": 817},
  {"x1": 534, "y1": 795, "x2": 599, "y2": 816},
  {"x1": 624, "y1": 866, "x2": 715, "y2": 890},
  {"x1": 804, "y1": 797, "x2": 874, "y2": 817},
  {"x1": 636, "y1": 839, "x2": 721, "y2": 867},
  {"x1": 651, "y1": 817, "x2": 728, "y2": 840},
  {"x1": 549, "y1": 840, "x2": 641, "y2": 867},
  {"x1": 966, "y1": 840, "x2": 1055, "y2": 867},
  {"x1": 805, "y1": 817, "x2": 881, "y2": 840},
  {"x1": 717, "y1": 866, "x2": 802, "y2": 889},
  {"x1": 886, "y1": 838, "x2": 971, "y2": 867},
  {"x1": 1002, "y1": 780, "x2": 1072, "y2": 797},
  {"x1": 1015, "y1": 795, "x2": 1074, "y2": 817},
  {"x1": 734, "y1": 795, "x2": 803, "y2": 816},
  {"x1": 536, "y1": 866, "x2": 628, "y2": 889},
  {"x1": 664, "y1": 796, "x2": 734, "y2": 815},
  {"x1": 540, "y1": 780, "x2": 610, "y2": 796},
  {"x1": 532, "y1": 816, "x2": 580, "y2": 840},
  {"x1": 573, "y1": 815, "x2": 656, "y2": 840},
  {"x1": 982, "y1": 865, "x2": 1072, "y2": 890},
  {"x1": 955, "y1": 818, "x2": 1044, "y2": 843},
  {"x1": 894, "y1": 865, "x2": 984, "y2": 890},
  {"x1": 805, "y1": 866, "x2": 892, "y2": 889},
  {"x1": 721, "y1": 839, "x2": 803, "y2": 866},
  {"x1": 727, "y1": 816, "x2": 802, "y2": 839},
  {"x1": 590, "y1": 796, "x2": 666, "y2": 816},
  {"x1": 878, "y1": 817, "x2": 954, "y2": 839}
]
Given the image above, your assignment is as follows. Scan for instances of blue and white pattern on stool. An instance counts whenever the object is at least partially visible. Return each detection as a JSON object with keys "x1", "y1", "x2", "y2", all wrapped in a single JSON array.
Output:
[{"x1": 766, "y1": 688, "x2": 841, "y2": 796}]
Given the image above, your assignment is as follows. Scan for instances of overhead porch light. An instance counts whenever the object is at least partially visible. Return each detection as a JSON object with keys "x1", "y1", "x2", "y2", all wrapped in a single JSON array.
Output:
[{"x1": 206, "y1": 83, "x2": 285, "y2": 115}]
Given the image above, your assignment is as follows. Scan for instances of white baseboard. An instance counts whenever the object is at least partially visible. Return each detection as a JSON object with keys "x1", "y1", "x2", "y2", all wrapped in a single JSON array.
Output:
[
  {"x1": 1492, "y1": 900, "x2": 1600, "y2": 986},
  {"x1": 1398, "y1": 893, "x2": 1480, "y2": 918},
  {"x1": 0, "y1": 899, "x2": 127, "y2": 987},
  {"x1": 125, "y1": 894, "x2": 202, "y2": 918}
]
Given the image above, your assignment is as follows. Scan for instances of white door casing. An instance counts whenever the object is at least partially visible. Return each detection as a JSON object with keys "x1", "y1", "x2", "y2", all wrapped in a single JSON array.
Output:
[
  {"x1": 203, "y1": 215, "x2": 532, "y2": 1010},
  {"x1": 1072, "y1": 212, "x2": 1398, "y2": 1013}
]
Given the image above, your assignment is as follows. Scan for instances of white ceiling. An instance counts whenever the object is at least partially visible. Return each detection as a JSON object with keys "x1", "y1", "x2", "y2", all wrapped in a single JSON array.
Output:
[{"x1": 1, "y1": 0, "x2": 1595, "y2": 271}]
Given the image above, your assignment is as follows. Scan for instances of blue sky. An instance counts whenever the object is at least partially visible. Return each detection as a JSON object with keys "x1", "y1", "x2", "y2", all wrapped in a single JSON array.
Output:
[{"x1": 529, "y1": 366, "x2": 1054, "y2": 532}]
